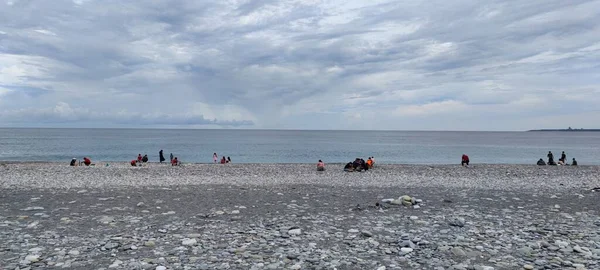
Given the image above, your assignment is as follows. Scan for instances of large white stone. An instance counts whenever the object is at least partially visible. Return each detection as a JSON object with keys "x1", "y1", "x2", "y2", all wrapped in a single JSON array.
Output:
[{"x1": 182, "y1": 238, "x2": 198, "y2": 246}]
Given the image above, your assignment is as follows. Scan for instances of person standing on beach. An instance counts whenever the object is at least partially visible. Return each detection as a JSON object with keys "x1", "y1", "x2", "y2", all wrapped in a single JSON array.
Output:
[
  {"x1": 213, "y1": 153, "x2": 218, "y2": 163},
  {"x1": 227, "y1": 157, "x2": 231, "y2": 163},
  {"x1": 170, "y1": 153, "x2": 174, "y2": 163},
  {"x1": 137, "y1": 154, "x2": 142, "y2": 163},
  {"x1": 159, "y1": 150, "x2": 166, "y2": 163},
  {"x1": 560, "y1": 151, "x2": 566, "y2": 163},
  {"x1": 547, "y1": 151, "x2": 555, "y2": 165}
]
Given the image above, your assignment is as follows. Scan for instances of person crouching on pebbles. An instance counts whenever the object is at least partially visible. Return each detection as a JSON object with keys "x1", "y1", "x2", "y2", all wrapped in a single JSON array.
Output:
[
  {"x1": 171, "y1": 157, "x2": 180, "y2": 166},
  {"x1": 317, "y1": 160, "x2": 325, "y2": 171},
  {"x1": 461, "y1": 154, "x2": 469, "y2": 166}
]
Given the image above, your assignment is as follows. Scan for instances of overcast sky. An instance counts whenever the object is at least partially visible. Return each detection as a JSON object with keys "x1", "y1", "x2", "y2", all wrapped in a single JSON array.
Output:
[{"x1": 1, "y1": 0, "x2": 599, "y2": 130}]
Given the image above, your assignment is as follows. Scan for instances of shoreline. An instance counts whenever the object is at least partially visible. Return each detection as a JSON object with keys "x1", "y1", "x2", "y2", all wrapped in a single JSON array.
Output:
[{"x1": 1, "y1": 162, "x2": 598, "y2": 191}]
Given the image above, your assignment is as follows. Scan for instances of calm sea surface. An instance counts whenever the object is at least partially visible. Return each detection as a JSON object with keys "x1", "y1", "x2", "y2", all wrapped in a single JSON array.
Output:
[{"x1": 1, "y1": 128, "x2": 599, "y2": 165}]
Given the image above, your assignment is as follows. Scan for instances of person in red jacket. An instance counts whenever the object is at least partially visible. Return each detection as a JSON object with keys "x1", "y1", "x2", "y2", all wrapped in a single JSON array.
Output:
[
  {"x1": 137, "y1": 154, "x2": 142, "y2": 163},
  {"x1": 171, "y1": 157, "x2": 179, "y2": 166},
  {"x1": 83, "y1": 157, "x2": 91, "y2": 166},
  {"x1": 461, "y1": 154, "x2": 469, "y2": 166}
]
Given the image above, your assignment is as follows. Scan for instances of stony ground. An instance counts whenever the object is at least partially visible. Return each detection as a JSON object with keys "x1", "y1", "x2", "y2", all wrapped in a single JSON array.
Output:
[{"x1": 1, "y1": 163, "x2": 600, "y2": 270}]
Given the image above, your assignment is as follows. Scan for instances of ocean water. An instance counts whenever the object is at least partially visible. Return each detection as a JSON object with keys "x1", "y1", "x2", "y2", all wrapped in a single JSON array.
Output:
[{"x1": 1, "y1": 128, "x2": 599, "y2": 165}]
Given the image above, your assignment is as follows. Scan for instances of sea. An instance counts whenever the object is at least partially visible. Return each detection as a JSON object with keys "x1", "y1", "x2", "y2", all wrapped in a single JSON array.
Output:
[{"x1": 1, "y1": 128, "x2": 599, "y2": 165}]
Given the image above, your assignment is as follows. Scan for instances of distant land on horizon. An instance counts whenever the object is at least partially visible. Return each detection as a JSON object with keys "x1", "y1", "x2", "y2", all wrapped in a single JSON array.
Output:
[{"x1": 528, "y1": 127, "x2": 600, "y2": 132}]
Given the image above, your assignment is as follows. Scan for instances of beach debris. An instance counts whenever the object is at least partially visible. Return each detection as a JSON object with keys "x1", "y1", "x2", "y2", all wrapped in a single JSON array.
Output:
[{"x1": 383, "y1": 195, "x2": 421, "y2": 207}]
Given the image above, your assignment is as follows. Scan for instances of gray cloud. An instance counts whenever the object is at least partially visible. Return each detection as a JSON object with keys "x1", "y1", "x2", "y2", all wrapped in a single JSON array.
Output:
[{"x1": 0, "y1": 0, "x2": 599, "y2": 130}]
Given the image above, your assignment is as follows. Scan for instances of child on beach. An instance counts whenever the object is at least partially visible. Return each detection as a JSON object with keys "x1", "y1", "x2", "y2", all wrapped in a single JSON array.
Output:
[
  {"x1": 317, "y1": 160, "x2": 325, "y2": 171},
  {"x1": 227, "y1": 157, "x2": 231, "y2": 163},
  {"x1": 220, "y1": 156, "x2": 227, "y2": 164},
  {"x1": 366, "y1": 158, "x2": 373, "y2": 169},
  {"x1": 213, "y1": 153, "x2": 218, "y2": 163},
  {"x1": 171, "y1": 157, "x2": 180, "y2": 166},
  {"x1": 137, "y1": 154, "x2": 142, "y2": 163}
]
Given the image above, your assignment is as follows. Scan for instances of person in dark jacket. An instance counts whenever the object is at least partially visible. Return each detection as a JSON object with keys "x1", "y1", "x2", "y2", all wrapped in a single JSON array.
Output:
[
  {"x1": 547, "y1": 151, "x2": 555, "y2": 165},
  {"x1": 170, "y1": 153, "x2": 174, "y2": 162},
  {"x1": 344, "y1": 162, "x2": 354, "y2": 172},
  {"x1": 142, "y1": 154, "x2": 148, "y2": 163},
  {"x1": 159, "y1": 150, "x2": 166, "y2": 163},
  {"x1": 560, "y1": 151, "x2": 566, "y2": 163},
  {"x1": 572, "y1": 158, "x2": 578, "y2": 166},
  {"x1": 70, "y1": 158, "x2": 77, "y2": 166},
  {"x1": 227, "y1": 157, "x2": 231, "y2": 163},
  {"x1": 537, "y1": 158, "x2": 546, "y2": 166}
]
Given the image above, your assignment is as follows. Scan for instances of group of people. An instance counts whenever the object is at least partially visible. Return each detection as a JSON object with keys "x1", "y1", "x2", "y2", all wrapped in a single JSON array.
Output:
[
  {"x1": 70, "y1": 157, "x2": 92, "y2": 166},
  {"x1": 343, "y1": 157, "x2": 375, "y2": 172},
  {"x1": 213, "y1": 153, "x2": 232, "y2": 164},
  {"x1": 538, "y1": 151, "x2": 577, "y2": 166}
]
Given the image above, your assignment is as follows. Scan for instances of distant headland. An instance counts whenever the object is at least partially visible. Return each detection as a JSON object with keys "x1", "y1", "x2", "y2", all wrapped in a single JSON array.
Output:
[{"x1": 528, "y1": 127, "x2": 600, "y2": 132}]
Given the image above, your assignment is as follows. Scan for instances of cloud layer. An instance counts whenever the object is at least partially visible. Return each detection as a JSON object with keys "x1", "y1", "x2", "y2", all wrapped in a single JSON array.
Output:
[{"x1": 1, "y1": 0, "x2": 599, "y2": 130}]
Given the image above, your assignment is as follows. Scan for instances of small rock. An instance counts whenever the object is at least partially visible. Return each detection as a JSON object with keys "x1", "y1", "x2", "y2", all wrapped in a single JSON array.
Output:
[
  {"x1": 144, "y1": 241, "x2": 156, "y2": 247},
  {"x1": 182, "y1": 238, "x2": 197, "y2": 246},
  {"x1": 451, "y1": 247, "x2": 467, "y2": 257},
  {"x1": 288, "y1": 228, "x2": 302, "y2": 235},
  {"x1": 25, "y1": 254, "x2": 40, "y2": 262},
  {"x1": 231, "y1": 210, "x2": 240, "y2": 214},
  {"x1": 400, "y1": 247, "x2": 413, "y2": 254},
  {"x1": 361, "y1": 231, "x2": 373, "y2": 237},
  {"x1": 156, "y1": 266, "x2": 167, "y2": 270},
  {"x1": 523, "y1": 265, "x2": 534, "y2": 270},
  {"x1": 68, "y1": 250, "x2": 80, "y2": 256},
  {"x1": 448, "y1": 217, "x2": 465, "y2": 227},
  {"x1": 104, "y1": 242, "x2": 119, "y2": 250}
]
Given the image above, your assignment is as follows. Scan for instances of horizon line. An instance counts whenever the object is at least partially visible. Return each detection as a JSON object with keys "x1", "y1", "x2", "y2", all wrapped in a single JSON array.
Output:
[{"x1": 0, "y1": 126, "x2": 531, "y2": 132}]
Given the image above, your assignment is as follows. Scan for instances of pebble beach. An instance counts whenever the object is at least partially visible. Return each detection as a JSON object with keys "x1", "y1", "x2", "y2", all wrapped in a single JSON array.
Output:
[{"x1": 1, "y1": 162, "x2": 600, "y2": 270}]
